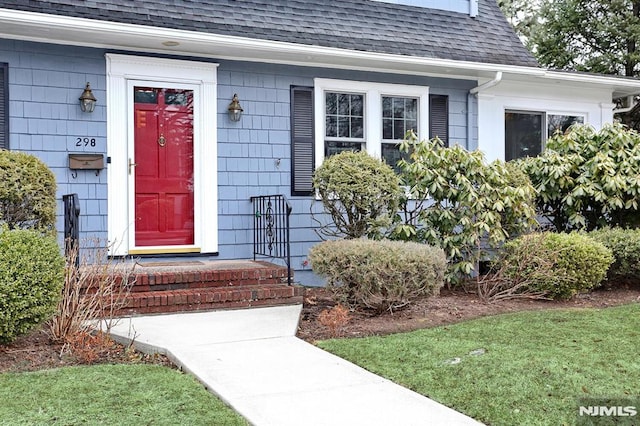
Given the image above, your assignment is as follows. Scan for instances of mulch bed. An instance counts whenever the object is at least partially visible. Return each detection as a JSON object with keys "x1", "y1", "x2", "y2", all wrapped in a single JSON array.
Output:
[{"x1": 2, "y1": 282, "x2": 639, "y2": 372}]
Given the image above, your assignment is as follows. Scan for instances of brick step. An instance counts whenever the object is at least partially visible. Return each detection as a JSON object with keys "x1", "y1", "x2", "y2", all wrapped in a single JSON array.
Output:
[
  {"x1": 82, "y1": 260, "x2": 292, "y2": 293},
  {"x1": 115, "y1": 284, "x2": 305, "y2": 316}
]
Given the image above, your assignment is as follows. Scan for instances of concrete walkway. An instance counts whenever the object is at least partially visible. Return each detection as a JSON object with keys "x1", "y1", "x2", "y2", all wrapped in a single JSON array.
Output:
[{"x1": 108, "y1": 305, "x2": 482, "y2": 426}]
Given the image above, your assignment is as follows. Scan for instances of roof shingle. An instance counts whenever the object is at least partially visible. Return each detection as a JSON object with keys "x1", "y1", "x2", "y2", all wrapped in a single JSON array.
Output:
[{"x1": 1, "y1": 0, "x2": 539, "y2": 67}]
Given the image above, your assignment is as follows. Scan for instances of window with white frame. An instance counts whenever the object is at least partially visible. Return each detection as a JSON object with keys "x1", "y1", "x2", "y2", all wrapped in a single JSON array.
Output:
[
  {"x1": 314, "y1": 79, "x2": 430, "y2": 171},
  {"x1": 324, "y1": 92, "x2": 365, "y2": 156},
  {"x1": 505, "y1": 110, "x2": 585, "y2": 161},
  {"x1": 381, "y1": 96, "x2": 418, "y2": 171}
]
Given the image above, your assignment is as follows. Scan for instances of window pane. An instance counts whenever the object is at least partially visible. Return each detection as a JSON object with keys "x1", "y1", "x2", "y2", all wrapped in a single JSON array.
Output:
[
  {"x1": 393, "y1": 98, "x2": 405, "y2": 118},
  {"x1": 326, "y1": 116, "x2": 337, "y2": 137},
  {"x1": 383, "y1": 118, "x2": 393, "y2": 140},
  {"x1": 505, "y1": 111, "x2": 543, "y2": 161},
  {"x1": 326, "y1": 93, "x2": 337, "y2": 115},
  {"x1": 548, "y1": 115, "x2": 584, "y2": 138},
  {"x1": 338, "y1": 94, "x2": 350, "y2": 115},
  {"x1": 406, "y1": 99, "x2": 418, "y2": 120},
  {"x1": 394, "y1": 119, "x2": 405, "y2": 140},
  {"x1": 352, "y1": 117, "x2": 364, "y2": 139},
  {"x1": 382, "y1": 143, "x2": 410, "y2": 174},
  {"x1": 350, "y1": 94, "x2": 364, "y2": 116},
  {"x1": 382, "y1": 97, "x2": 392, "y2": 118},
  {"x1": 338, "y1": 116, "x2": 350, "y2": 138},
  {"x1": 382, "y1": 96, "x2": 419, "y2": 141},
  {"x1": 134, "y1": 87, "x2": 158, "y2": 104},
  {"x1": 325, "y1": 141, "x2": 362, "y2": 157}
]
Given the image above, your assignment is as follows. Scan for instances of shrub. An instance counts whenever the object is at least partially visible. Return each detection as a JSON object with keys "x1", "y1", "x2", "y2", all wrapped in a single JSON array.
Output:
[
  {"x1": 500, "y1": 232, "x2": 613, "y2": 300},
  {"x1": 308, "y1": 239, "x2": 446, "y2": 313},
  {"x1": 0, "y1": 227, "x2": 64, "y2": 343},
  {"x1": 520, "y1": 123, "x2": 640, "y2": 231},
  {"x1": 47, "y1": 239, "x2": 135, "y2": 344},
  {"x1": 0, "y1": 150, "x2": 57, "y2": 232},
  {"x1": 312, "y1": 150, "x2": 402, "y2": 239},
  {"x1": 588, "y1": 227, "x2": 640, "y2": 282},
  {"x1": 395, "y1": 132, "x2": 537, "y2": 284}
]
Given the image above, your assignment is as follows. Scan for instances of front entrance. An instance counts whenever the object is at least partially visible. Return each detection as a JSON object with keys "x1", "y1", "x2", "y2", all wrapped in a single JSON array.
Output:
[
  {"x1": 134, "y1": 87, "x2": 194, "y2": 246},
  {"x1": 106, "y1": 54, "x2": 219, "y2": 256}
]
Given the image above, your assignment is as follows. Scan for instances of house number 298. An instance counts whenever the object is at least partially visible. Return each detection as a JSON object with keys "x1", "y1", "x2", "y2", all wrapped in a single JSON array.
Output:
[{"x1": 76, "y1": 137, "x2": 97, "y2": 147}]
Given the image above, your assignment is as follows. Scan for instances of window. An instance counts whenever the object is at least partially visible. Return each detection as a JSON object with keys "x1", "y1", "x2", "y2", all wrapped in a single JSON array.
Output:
[
  {"x1": 290, "y1": 80, "x2": 451, "y2": 196},
  {"x1": 324, "y1": 92, "x2": 365, "y2": 156},
  {"x1": 505, "y1": 110, "x2": 584, "y2": 161},
  {"x1": 314, "y1": 79, "x2": 430, "y2": 172},
  {"x1": 548, "y1": 114, "x2": 584, "y2": 138},
  {"x1": 0, "y1": 63, "x2": 8, "y2": 150},
  {"x1": 381, "y1": 96, "x2": 418, "y2": 171}
]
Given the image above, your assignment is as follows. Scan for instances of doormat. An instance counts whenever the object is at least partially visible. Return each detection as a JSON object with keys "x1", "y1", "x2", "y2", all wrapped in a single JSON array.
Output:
[{"x1": 138, "y1": 261, "x2": 205, "y2": 267}]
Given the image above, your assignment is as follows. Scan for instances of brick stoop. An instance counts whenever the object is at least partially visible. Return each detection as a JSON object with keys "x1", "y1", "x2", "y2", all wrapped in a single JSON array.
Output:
[{"x1": 104, "y1": 260, "x2": 304, "y2": 316}]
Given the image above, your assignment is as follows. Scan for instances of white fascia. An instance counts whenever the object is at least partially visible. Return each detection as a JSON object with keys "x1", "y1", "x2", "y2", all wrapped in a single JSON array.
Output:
[{"x1": 2, "y1": 8, "x2": 640, "y2": 96}]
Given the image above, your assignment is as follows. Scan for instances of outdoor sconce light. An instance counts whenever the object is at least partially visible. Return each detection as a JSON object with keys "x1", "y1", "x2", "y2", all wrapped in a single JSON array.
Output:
[
  {"x1": 227, "y1": 93, "x2": 243, "y2": 122},
  {"x1": 79, "y1": 82, "x2": 97, "y2": 113}
]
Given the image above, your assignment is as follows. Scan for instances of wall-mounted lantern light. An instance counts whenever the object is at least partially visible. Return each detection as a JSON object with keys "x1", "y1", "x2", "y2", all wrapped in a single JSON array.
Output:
[
  {"x1": 227, "y1": 93, "x2": 243, "y2": 122},
  {"x1": 79, "y1": 82, "x2": 97, "y2": 113}
]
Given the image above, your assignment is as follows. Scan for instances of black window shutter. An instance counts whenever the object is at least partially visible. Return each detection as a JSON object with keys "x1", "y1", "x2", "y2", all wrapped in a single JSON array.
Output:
[
  {"x1": 290, "y1": 86, "x2": 314, "y2": 196},
  {"x1": 0, "y1": 63, "x2": 8, "y2": 150},
  {"x1": 429, "y1": 94, "x2": 448, "y2": 146}
]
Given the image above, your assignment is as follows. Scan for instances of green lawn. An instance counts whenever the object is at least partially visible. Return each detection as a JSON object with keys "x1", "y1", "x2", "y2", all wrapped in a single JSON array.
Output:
[
  {"x1": 0, "y1": 364, "x2": 247, "y2": 425},
  {"x1": 318, "y1": 304, "x2": 640, "y2": 426}
]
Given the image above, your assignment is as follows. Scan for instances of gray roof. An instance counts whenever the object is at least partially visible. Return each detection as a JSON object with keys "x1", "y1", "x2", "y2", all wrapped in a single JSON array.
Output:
[{"x1": 2, "y1": 0, "x2": 539, "y2": 67}]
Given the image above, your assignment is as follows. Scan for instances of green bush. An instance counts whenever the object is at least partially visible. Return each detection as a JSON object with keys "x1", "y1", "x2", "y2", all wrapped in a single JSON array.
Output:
[
  {"x1": 308, "y1": 239, "x2": 446, "y2": 313},
  {"x1": 0, "y1": 227, "x2": 65, "y2": 343},
  {"x1": 313, "y1": 150, "x2": 402, "y2": 239},
  {"x1": 0, "y1": 150, "x2": 57, "y2": 232},
  {"x1": 501, "y1": 232, "x2": 613, "y2": 300},
  {"x1": 589, "y1": 227, "x2": 640, "y2": 282},
  {"x1": 520, "y1": 123, "x2": 640, "y2": 231},
  {"x1": 395, "y1": 132, "x2": 537, "y2": 284}
]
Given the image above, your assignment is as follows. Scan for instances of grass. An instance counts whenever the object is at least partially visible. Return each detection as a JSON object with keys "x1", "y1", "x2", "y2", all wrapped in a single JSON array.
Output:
[
  {"x1": 0, "y1": 364, "x2": 247, "y2": 425},
  {"x1": 318, "y1": 303, "x2": 640, "y2": 426}
]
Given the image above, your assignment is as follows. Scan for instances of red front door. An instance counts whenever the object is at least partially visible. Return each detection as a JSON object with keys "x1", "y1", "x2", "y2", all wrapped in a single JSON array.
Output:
[{"x1": 134, "y1": 87, "x2": 194, "y2": 246}]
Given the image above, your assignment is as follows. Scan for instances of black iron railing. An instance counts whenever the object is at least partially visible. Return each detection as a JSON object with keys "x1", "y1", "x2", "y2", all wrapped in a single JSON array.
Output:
[
  {"x1": 63, "y1": 193, "x2": 80, "y2": 268},
  {"x1": 250, "y1": 194, "x2": 292, "y2": 285}
]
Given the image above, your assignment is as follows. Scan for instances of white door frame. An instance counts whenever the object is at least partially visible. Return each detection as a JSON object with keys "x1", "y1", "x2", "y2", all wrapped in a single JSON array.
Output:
[{"x1": 106, "y1": 54, "x2": 218, "y2": 256}]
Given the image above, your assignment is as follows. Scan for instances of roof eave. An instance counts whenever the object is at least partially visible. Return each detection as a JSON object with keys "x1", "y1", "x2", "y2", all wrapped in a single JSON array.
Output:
[{"x1": 1, "y1": 8, "x2": 640, "y2": 97}]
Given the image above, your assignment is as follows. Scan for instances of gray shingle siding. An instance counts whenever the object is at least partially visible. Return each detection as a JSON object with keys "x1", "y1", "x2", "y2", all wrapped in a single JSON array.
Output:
[{"x1": 2, "y1": 0, "x2": 538, "y2": 67}]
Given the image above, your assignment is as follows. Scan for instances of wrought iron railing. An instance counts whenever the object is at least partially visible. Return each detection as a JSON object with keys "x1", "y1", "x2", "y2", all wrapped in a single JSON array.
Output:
[
  {"x1": 63, "y1": 193, "x2": 80, "y2": 268},
  {"x1": 250, "y1": 194, "x2": 292, "y2": 285}
]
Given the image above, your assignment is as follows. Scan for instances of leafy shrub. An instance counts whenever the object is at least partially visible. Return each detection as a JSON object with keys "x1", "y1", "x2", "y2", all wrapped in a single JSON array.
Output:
[
  {"x1": 520, "y1": 123, "x2": 640, "y2": 231},
  {"x1": 0, "y1": 227, "x2": 64, "y2": 343},
  {"x1": 312, "y1": 150, "x2": 402, "y2": 239},
  {"x1": 0, "y1": 150, "x2": 57, "y2": 232},
  {"x1": 395, "y1": 132, "x2": 537, "y2": 283},
  {"x1": 308, "y1": 239, "x2": 446, "y2": 313},
  {"x1": 500, "y1": 232, "x2": 613, "y2": 300},
  {"x1": 588, "y1": 227, "x2": 640, "y2": 282}
]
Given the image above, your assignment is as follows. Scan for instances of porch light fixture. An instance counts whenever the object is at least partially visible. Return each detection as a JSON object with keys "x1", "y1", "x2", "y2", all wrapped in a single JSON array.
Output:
[
  {"x1": 79, "y1": 82, "x2": 97, "y2": 113},
  {"x1": 227, "y1": 93, "x2": 243, "y2": 122}
]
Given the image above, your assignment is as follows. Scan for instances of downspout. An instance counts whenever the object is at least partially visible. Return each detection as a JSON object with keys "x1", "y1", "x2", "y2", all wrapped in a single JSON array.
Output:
[
  {"x1": 613, "y1": 95, "x2": 636, "y2": 114},
  {"x1": 467, "y1": 71, "x2": 503, "y2": 150},
  {"x1": 470, "y1": 71, "x2": 503, "y2": 96}
]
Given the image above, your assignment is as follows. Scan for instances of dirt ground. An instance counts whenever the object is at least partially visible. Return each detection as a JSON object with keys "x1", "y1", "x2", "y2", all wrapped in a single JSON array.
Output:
[
  {"x1": 296, "y1": 281, "x2": 640, "y2": 341},
  {"x1": 2, "y1": 282, "x2": 639, "y2": 372}
]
